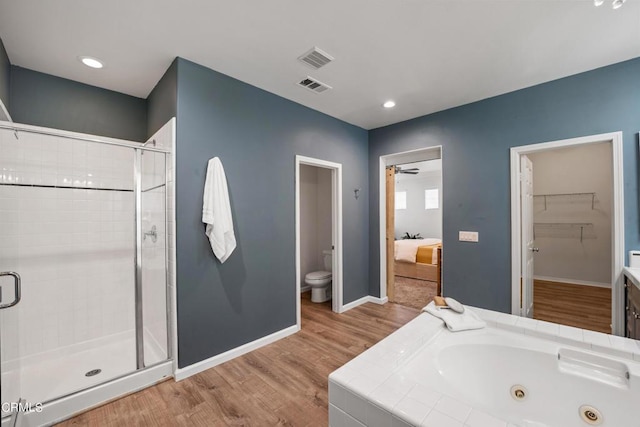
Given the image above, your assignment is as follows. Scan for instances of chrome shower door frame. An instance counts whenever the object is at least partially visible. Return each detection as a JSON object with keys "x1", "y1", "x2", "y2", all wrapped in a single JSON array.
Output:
[
  {"x1": 134, "y1": 146, "x2": 171, "y2": 369},
  {"x1": 0, "y1": 121, "x2": 173, "y2": 421},
  {"x1": 134, "y1": 148, "x2": 145, "y2": 369}
]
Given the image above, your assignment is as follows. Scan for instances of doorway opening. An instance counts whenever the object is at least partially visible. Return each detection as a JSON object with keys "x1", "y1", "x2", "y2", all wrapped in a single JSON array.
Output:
[
  {"x1": 510, "y1": 132, "x2": 624, "y2": 335},
  {"x1": 295, "y1": 156, "x2": 343, "y2": 328},
  {"x1": 379, "y1": 147, "x2": 443, "y2": 310}
]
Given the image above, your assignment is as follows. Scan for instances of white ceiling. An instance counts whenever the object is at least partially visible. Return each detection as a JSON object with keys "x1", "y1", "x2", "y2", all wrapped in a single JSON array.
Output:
[{"x1": 1, "y1": 0, "x2": 639, "y2": 130}]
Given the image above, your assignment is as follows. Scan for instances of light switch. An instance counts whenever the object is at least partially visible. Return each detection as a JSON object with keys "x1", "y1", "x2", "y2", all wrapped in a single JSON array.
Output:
[{"x1": 459, "y1": 231, "x2": 479, "y2": 242}]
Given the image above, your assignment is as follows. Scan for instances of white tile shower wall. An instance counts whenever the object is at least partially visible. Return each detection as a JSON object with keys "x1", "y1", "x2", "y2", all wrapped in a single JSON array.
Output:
[
  {"x1": 0, "y1": 128, "x2": 134, "y2": 191},
  {"x1": 142, "y1": 150, "x2": 166, "y2": 191},
  {"x1": 149, "y1": 123, "x2": 172, "y2": 151},
  {"x1": 0, "y1": 128, "x2": 136, "y2": 366},
  {"x1": 0, "y1": 186, "x2": 135, "y2": 363}
]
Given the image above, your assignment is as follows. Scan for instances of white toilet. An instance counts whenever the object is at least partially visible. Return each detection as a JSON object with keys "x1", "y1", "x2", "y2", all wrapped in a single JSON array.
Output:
[{"x1": 305, "y1": 250, "x2": 332, "y2": 303}]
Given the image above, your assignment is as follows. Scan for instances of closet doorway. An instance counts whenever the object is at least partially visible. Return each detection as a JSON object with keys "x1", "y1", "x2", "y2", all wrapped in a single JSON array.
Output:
[
  {"x1": 379, "y1": 147, "x2": 443, "y2": 310},
  {"x1": 510, "y1": 132, "x2": 624, "y2": 335},
  {"x1": 295, "y1": 156, "x2": 343, "y2": 328}
]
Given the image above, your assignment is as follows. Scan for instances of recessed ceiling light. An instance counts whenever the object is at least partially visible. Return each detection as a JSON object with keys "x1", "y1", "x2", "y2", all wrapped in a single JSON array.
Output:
[
  {"x1": 79, "y1": 56, "x2": 104, "y2": 69},
  {"x1": 383, "y1": 100, "x2": 396, "y2": 109}
]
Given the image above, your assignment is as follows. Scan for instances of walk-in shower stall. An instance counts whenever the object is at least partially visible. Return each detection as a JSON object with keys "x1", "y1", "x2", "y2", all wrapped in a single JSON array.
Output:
[{"x1": 0, "y1": 119, "x2": 175, "y2": 426}]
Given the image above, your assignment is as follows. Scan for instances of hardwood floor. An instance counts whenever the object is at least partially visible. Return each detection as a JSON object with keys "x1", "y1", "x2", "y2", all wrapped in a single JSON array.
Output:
[
  {"x1": 533, "y1": 279, "x2": 611, "y2": 334},
  {"x1": 58, "y1": 293, "x2": 419, "y2": 426}
]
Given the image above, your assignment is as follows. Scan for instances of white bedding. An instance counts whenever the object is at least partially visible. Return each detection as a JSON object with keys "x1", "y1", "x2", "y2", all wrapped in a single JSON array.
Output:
[{"x1": 394, "y1": 238, "x2": 441, "y2": 263}]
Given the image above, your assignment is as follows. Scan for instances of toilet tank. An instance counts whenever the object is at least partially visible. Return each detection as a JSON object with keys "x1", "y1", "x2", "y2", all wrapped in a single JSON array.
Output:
[{"x1": 322, "y1": 250, "x2": 333, "y2": 271}]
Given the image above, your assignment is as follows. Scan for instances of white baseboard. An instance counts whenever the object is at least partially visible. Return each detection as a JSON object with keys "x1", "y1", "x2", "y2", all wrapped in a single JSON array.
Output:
[
  {"x1": 368, "y1": 296, "x2": 388, "y2": 305},
  {"x1": 174, "y1": 325, "x2": 299, "y2": 381},
  {"x1": 534, "y1": 275, "x2": 611, "y2": 288},
  {"x1": 340, "y1": 295, "x2": 388, "y2": 313},
  {"x1": 341, "y1": 296, "x2": 370, "y2": 312},
  {"x1": 300, "y1": 284, "x2": 311, "y2": 293}
]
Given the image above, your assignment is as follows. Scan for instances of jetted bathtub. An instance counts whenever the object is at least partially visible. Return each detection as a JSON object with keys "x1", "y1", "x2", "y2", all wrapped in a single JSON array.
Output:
[{"x1": 329, "y1": 307, "x2": 640, "y2": 427}]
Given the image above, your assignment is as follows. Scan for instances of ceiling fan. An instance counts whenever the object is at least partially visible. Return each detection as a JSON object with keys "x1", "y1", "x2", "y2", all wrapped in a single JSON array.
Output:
[{"x1": 395, "y1": 166, "x2": 419, "y2": 175}]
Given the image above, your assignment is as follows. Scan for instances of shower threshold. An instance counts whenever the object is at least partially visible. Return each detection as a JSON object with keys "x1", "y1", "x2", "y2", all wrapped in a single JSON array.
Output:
[
  {"x1": 1, "y1": 331, "x2": 171, "y2": 425},
  {"x1": 2, "y1": 331, "x2": 136, "y2": 406}
]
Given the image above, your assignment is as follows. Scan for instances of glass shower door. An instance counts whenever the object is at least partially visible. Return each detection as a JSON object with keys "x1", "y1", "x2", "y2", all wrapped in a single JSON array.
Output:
[
  {"x1": 0, "y1": 122, "x2": 172, "y2": 424},
  {"x1": 0, "y1": 272, "x2": 23, "y2": 423},
  {"x1": 139, "y1": 149, "x2": 168, "y2": 367},
  {"x1": 0, "y1": 128, "x2": 139, "y2": 414},
  {"x1": 0, "y1": 128, "x2": 26, "y2": 421}
]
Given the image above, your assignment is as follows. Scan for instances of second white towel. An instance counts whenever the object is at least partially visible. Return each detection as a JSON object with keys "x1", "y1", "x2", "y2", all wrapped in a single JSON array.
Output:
[{"x1": 422, "y1": 301, "x2": 486, "y2": 332}]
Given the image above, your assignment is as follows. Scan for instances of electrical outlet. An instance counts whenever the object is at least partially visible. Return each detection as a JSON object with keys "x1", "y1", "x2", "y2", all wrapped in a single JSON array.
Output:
[{"x1": 459, "y1": 231, "x2": 479, "y2": 242}]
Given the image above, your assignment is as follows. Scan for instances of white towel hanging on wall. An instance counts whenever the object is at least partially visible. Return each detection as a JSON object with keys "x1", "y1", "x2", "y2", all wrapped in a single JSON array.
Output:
[{"x1": 202, "y1": 157, "x2": 236, "y2": 263}]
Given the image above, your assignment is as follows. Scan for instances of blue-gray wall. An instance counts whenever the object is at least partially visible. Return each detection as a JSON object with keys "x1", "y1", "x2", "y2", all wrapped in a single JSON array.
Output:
[
  {"x1": 10, "y1": 66, "x2": 147, "y2": 141},
  {"x1": 0, "y1": 38, "x2": 10, "y2": 112},
  {"x1": 369, "y1": 58, "x2": 640, "y2": 313},
  {"x1": 147, "y1": 59, "x2": 178, "y2": 138},
  {"x1": 174, "y1": 58, "x2": 369, "y2": 367}
]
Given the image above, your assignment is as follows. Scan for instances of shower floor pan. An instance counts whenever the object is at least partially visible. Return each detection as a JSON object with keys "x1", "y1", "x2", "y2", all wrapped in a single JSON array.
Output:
[{"x1": 2, "y1": 331, "x2": 137, "y2": 406}]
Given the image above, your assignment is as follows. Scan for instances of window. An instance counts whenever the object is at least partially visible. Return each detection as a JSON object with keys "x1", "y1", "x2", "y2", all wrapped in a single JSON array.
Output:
[
  {"x1": 425, "y1": 189, "x2": 439, "y2": 210},
  {"x1": 395, "y1": 191, "x2": 407, "y2": 210}
]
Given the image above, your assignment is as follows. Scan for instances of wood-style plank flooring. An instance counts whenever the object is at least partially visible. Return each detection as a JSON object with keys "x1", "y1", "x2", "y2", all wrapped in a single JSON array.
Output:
[
  {"x1": 533, "y1": 279, "x2": 611, "y2": 334},
  {"x1": 58, "y1": 292, "x2": 419, "y2": 426}
]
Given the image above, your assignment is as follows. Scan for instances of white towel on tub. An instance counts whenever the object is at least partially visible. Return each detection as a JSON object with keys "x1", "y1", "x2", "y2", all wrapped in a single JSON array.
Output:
[
  {"x1": 202, "y1": 157, "x2": 236, "y2": 263},
  {"x1": 422, "y1": 301, "x2": 486, "y2": 332}
]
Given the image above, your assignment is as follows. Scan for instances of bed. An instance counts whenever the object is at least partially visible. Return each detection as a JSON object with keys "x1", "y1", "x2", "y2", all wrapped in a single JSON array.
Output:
[{"x1": 394, "y1": 238, "x2": 442, "y2": 294}]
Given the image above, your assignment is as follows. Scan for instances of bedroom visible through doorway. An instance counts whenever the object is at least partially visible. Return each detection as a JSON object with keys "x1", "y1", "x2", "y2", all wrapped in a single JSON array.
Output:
[{"x1": 380, "y1": 147, "x2": 443, "y2": 310}]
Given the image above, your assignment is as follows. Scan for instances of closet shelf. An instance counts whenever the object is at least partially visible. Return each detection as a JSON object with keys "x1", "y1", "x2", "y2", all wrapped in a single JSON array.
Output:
[
  {"x1": 533, "y1": 222, "x2": 594, "y2": 242},
  {"x1": 533, "y1": 192, "x2": 595, "y2": 210}
]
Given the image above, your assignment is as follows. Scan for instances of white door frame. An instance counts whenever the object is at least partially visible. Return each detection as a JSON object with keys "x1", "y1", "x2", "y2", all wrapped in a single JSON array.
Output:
[
  {"x1": 378, "y1": 146, "x2": 443, "y2": 301},
  {"x1": 510, "y1": 132, "x2": 624, "y2": 335},
  {"x1": 295, "y1": 155, "x2": 343, "y2": 327}
]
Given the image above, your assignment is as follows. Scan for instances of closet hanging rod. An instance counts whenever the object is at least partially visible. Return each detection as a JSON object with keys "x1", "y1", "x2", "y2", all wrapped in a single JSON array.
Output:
[
  {"x1": 533, "y1": 192, "x2": 595, "y2": 210},
  {"x1": 0, "y1": 182, "x2": 133, "y2": 192},
  {"x1": 533, "y1": 192, "x2": 595, "y2": 197},
  {"x1": 533, "y1": 222, "x2": 594, "y2": 227},
  {"x1": 0, "y1": 123, "x2": 170, "y2": 153},
  {"x1": 533, "y1": 222, "x2": 595, "y2": 243}
]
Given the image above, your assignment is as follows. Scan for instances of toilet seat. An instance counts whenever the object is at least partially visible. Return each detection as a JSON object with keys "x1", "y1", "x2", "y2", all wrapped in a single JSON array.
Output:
[
  {"x1": 305, "y1": 271, "x2": 331, "y2": 287},
  {"x1": 305, "y1": 271, "x2": 331, "y2": 281}
]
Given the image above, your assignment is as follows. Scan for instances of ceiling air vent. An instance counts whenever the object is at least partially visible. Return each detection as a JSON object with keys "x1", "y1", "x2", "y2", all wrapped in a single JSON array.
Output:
[
  {"x1": 298, "y1": 76, "x2": 332, "y2": 94},
  {"x1": 298, "y1": 47, "x2": 334, "y2": 70}
]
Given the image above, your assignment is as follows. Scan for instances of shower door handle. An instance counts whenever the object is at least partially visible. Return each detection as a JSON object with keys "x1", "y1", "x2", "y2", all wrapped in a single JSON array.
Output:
[{"x1": 0, "y1": 271, "x2": 21, "y2": 309}]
